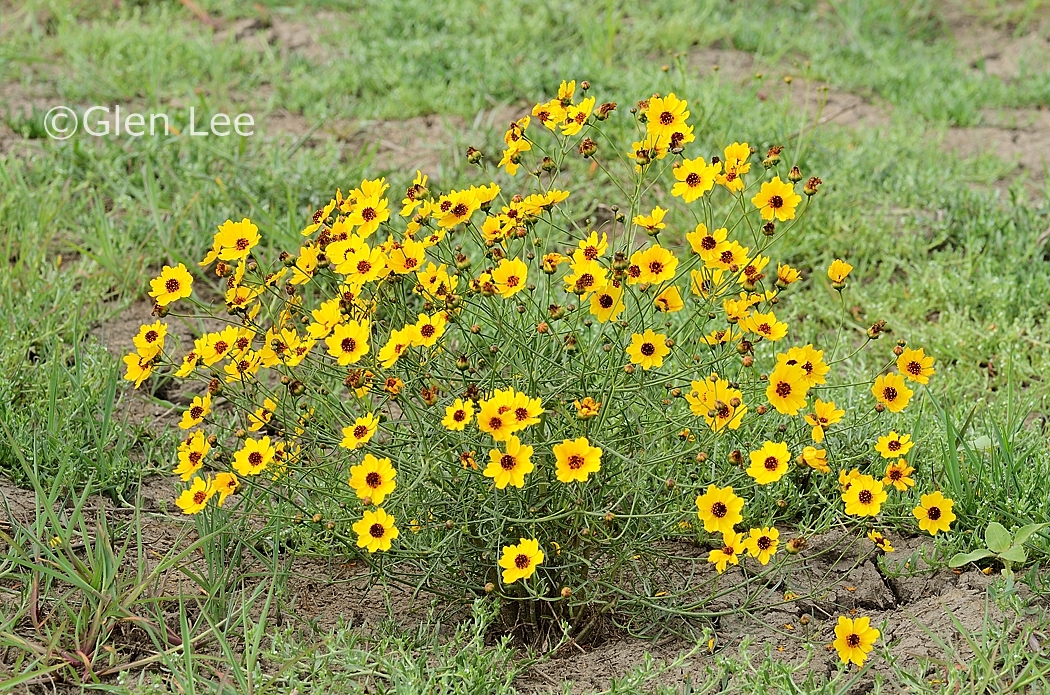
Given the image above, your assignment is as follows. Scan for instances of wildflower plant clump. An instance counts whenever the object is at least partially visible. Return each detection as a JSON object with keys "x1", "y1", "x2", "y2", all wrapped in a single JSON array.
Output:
[{"x1": 125, "y1": 81, "x2": 948, "y2": 654}]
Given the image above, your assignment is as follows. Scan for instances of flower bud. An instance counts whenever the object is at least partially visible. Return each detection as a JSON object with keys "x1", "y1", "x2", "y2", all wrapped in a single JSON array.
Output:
[
  {"x1": 595, "y1": 102, "x2": 617, "y2": 120},
  {"x1": 560, "y1": 586, "x2": 572, "y2": 598},
  {"x1": 728, "y1": 449, "x2": 743, "y2": 466},
  {"x1": 578, "y1": 137, "x2": 598, "y2": 158},
  {"x1": 456, "y1": 355, "x2": 470, "y2": 371},
  {"x1": 548, "y1": 304, "x2": 565, "y2": 321},
  {"x1": 804, "y1": 177, "x2": 822, "y2": 196},
  {"x1": 788, "y1": 165, "x2": 803, "y2": 183},
  {"x1": 742, "y1": 355, "x2": 754, "y2": 367},
  {"x1": 466, "y1": 146, "x2": 483, "y2": 165},
  {"x1": 867, "y1": 320, "x2": 887, "y2": 340},
  {"x1": 786, "y1": 537, "x2": 807, "y2": 554},
  {"x1": 541, "y1": 156, "x2": 557, "y2": 173},
  {"x1": 762, "y1": 221, "x2": 776, "y2": 237}
]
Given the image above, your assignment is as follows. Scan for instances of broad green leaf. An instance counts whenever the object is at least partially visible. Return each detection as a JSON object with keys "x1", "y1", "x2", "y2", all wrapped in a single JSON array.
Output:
[
  {"x1": 985, "y1": 522, "x2": 1013, "y2": 554},
  {"x1": 1012, "y1": 523, "x2": 1049, "y2": 547},
  {"x1": 948, "y1": 549, "x2": 995, "y2": 567},
  {"x1": 999, "y1": 545, "x2": 1028, "y2": 565}
]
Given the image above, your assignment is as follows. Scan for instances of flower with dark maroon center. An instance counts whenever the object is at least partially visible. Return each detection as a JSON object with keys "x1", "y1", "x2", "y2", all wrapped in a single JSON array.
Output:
[
  {"x1": 505, "y1": 275, "x2": 520, "y2": 287},
  {"x1": 451, "y1": 203, "x2": 469, "y2": 218},
  {"x1": 756, "y1": 535, "x2": 772, "y2": 550},
  {"x1": 583, "y1": 247, "x2": 598, "y2": 260},
  {"x1": 801, "y1": 361, "x2": 813, "y2": 374},
  {"x1": 578, "y1": 273, "x2": 595, "y2": 288},
  {"x1": 500, "y1": 454, "x2": 517, "y2": 470},
  {"x1": 775, "y1": 381, "x2": 792, "y2": 397},
  {"x1": 235, "y1": 337, "x2": 250, "y2": 351},
  {"x1": 640, "y1": 342, "x2": 656, "y2": 356},
  {"x1": 514, "y1": 553, "x2": 530, "y2": 569},
  {"x1": 907, "y1": 361, "x2": 922, "y2": 375},
  {"x1": 357, "y1": 260, "x2": 372, "y2": 274},
  {"x1": 248, "y1": 452, "x2": 264, "y2": 468},
  {"x1": 599, "y1": 293, "x2": 613, "y2": 309},
  {"x1": 440, "y1": 200, "x2": 452, "y2": 212},
  {"x1": 719, "y1": 250, "x2": 734, "y2": 265},
  {"x1": 188, "y1": 451, "x2": 202, "y2": 464},
  {"x1": 453, "y1": 409, "x2": 466, "y2": 422},
  {"x1": 189, "y1": 405, "x2": 204, "y2": 420},
  {"x1": 764, "y1": 456, "x2": 779, "y2": 472},
  {"x1": 888, "y1": 469, "x2": 902, "y2": 481},
  {"x1": 514, "y1": 407, "x2": 529, "y2": 422},
  {"x1": 659, "y1": 111, "x2": 675, "y2": 125},
  {"x1": 648, "y1": 261, "x2": 664, "y2": 275},
  {"x1": 369, "y1": 523, "x2": 386, "y2": 539},
  {"x1": 883, "y1": 387, "x2": 898, "y2": 401},
  {"x1": 758, "y1": 323, "x2": 771, "y2": 335},
  {"x1": 846, "y1": 633, "x2": 861, "y2": 648},
  {"x1": 887, "y1": 440, "x2": 901, "y2": 452},
  {"x1": 354, "y1": 425, "x2": 369, "y2": 439},
  {"x1": 144, "y1": 330, "x2": 159, "y2": 343},
  {"x1": 724, "y1": 172, "x2": 737, "y2": 182},
  {"x1": 489, "y1": 416, "x2": 503, "y2": 431},
  {"x1": 193, "y1": 490, "x2": 206, "y2": 505},
  {"x1": 686, "y1": 172, "x2": 701, "y2": 187},
  {"x1": 420, "y1": 324, "x2": 436, "y2": 339},
  {"x1": 165, "y1": 278, "x2": 181, "y2": 293},
  {"x1": 627, "y1": 265, "x2": 641, "y2": 278},
  {"x1": 214, "y1": 340, "x2": 229, "y2": 355},
  {"x1": 341, "y1": 337, "x2": 357, "y2": 354},
  {"x1": 567, "y1": 455, "x2": 585, "y2": 470},
  {"x1": 768, "y1": 195, "x2": 784, "y2": 209},
  {"x1": 926, "y1": 506, "x2": 941, "y2": 520},
  {"x1": 361, "y1": 207, "x2": 377, "y2": 222},
  {"x1": 858, "y1": 489, "x2": 874, "y2": 504},
  {"x1": 701, "y1": 235, "x2": 717, "y2": 250},
  {"x1": 711, "y1": 502, "x2": 727, "y2": 518},
  {"x1": 365, "y1": 471, "x2": 382, "y2": 488},
  {"x1": 235, "y1": 237, "x2": 250, "y2": 250}
]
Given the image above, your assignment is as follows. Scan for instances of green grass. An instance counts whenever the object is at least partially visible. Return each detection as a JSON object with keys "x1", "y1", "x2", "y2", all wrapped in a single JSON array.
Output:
[{"x1": 2, "y1": 0, "x2": 1050, "y2": 691}]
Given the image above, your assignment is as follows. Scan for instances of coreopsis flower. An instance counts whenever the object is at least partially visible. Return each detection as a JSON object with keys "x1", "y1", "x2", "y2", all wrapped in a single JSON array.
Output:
[
  {"x1": 289, "y1": 244, "x2": 320, "y2": 285},
  {"x1": 247, "y1": 397, "x2": 277, "y2": 432},
  {"x1": 176, "y1": 477, "x2": 214, "y2": 515},
  {"x1": 498, "y1": 117, "x2": 531, "y2": 176},
  {"x1": 740, "y1": 310, "x2": 788, "y2": 342},
  {"x1": 133, "y1": 321, "x2": 167, "y2": 358},
  {"x1": 174, "y1": 336, "x2": 206, "y2": 378},
  {"x1": 913, "y1": 492, "x2": 956, "y2": 535},
  {"x1": 751, "y1": 176, "x2": 801, "y2": 221},
  {"x1": 333, "y1": 241, "x2": 386, "y2": 285},
  {"x1": 744, "y1": 527, "x2": 779, "y2": 565},
  {"x1": 563, "y1": 258, "x2": 607, "y2": 297},
  {"x1": 123, "y1": 352, "x2": 155, "y2": 388},
  {"x1": 557, "y1": 79, "x2": 575, "y2": 103},
  {"x1": 776, "y1": 263, "x2": 802, "y2": 286},
  {"x1": 174, "y1": 431, "x2": 210, "y2": 481},
  {"x1": 628, "y1": 245, "x2": 678, "y2": 285},
  {"x1": 411, "y1": 312, "x2": 447, "y2": 348},
  {"x1": 223, "y1": 350, "x2": 262, "y2": 383},
  {"x1": 800, "y1": 446, "x2": 830, "y2": 473},
  {"x1": 353, "y1": 508, "x2": 399, "y2": 553},
  {"x1": 441, "y1": 398, "x2": 475, "y2": 431},
  {"x1": 644, "y1": 93, "x2": 689, "y2": 140},
  {"x1": 777, "y1": 345, "x2": 830, "y2": 387},
  {"x1": 499, "y1": 538, "x2": 543, "y2": 584},
  {"x1": 561, "y1": 96, "x2": 595, "y2": 135},
  {"x1": 628, "y1": 133, "x2": 667, "y2": 169},
  {"x1": 435, "y1": 189, "x2": 480, "y2": 229},
  {"x1": 149, "y1": 263, "x2": 193, "y2": 306},
  {"x1": 626, "y1": 329, "x2": 670, "y2": 370},
  {"x1": 765, "y1": 362, "x2": 809, "y2": 415},
  {"x1": 707, "y1": 240, "x2": 750, "y2": 271},
  {"x1": 208, "y1": 218, "x2": 260, "y2": 264},
  {"x1": 400, "y1": 171, "x2": 429, "y2": 217},
  {"x1": 867, "y1": 530, "x2": 894, "y2": 552},
  {"x1": 178, "y1": 394, "x2": 212, "y2": 430},
  {"x1": 701, "y1": 327, "x2": 737, "y2": 347},
  {"x1": 671, "y1": 157, "x2": 718, "y2": 202},
  {"x1": 490, "y1": 257, "x2": 529, "y2": 299},
  {"x1": 574, "y1": 397, "x2": 601, "y2": 419},
  {"x1": 827, "y1": 259, "x2": 853, "y2": 287},
  {"x1": 839, "y1": 468, "x2": 862, "y2": 492},
  {"x1": 532, "y1": 99, "x2": 567, "y2": 131},
  {"x1": 386, "y1": 238, "x2": 426, "y2": 274},
  {"x1": 589, "y1": 281, "x2": 626, "y2": 323},
  {"x1": 686, "y1": 376, "x2": 747, "y2": 432},
  {"x1": 484, "y1": 435, "x2": 535, "y2": 489},
  {"x1": 653, "y1": 286, "x2": 684, "y2": 313},
  {"x1": 213, "y1": 472, "x2": 239, "y2": 506},
  {"x1": 346, "y1": 190, "x2": 390, "y2": 239},
  {"x1": 476, "y1": 394, "x2": 515, "y2": 442},
  {"x1": 872, "y1": 373, "x2": 914, "y2": 413},
  {"x1": 695, "y1": 485, "x2": 745, "y2": 535},
  {"x1": 553, "y1": 437, "x2": 603, "y2": 483},
  {"x1": 199, "y1": 326, "x2": 239, "y2": 366},
  {"x1": 708, "y1": 530, "x2": 744, "y2": 574},
  {"x1": 715, "y1": 142, "x2": 751, "y2": 191},
  {"x1": 841, "y1": 475, "x2": 887, "y2": 517},
  {"x1": 874, "y1": 432, "x2": 913, "y2": 460},
  {"x1": 574, "y1": 231, "x2": 608, "y2": 262},
  {"x1": 416, "y1": 262, "x2": 457, "y2": 300},
  {"x1": 378, "y1": 325, "x2": 419, "y2": 369},
  {"x1": 690, "y1": 268, "x2": 727, "y2": 299},
  {"x1": 805, "y1": 399, "x2": 845, "y2": 442},
  {"x1": 232, "y1": 436, "x2": 276, "y2": 477},
  {"x1": 460, "y1": 450, "x2": 477, "y2": 470},
  {"x1": 833, "y1": 616, "x2": 880, "y2": 667},
  {"x1": 383, "y1": 377, "x2": 404, "y2": 396},
  {"x1": 883, "y1": 460, "x2": 916, "y2": 491},
  {"x1": 349, "y1": 453, "x2": 397, "y2": 504},
  {"x1": 632, "y1": 206, "x2": 667, "y2": 234},
  {"x1": 746, "y1": 441, "x2": 791, "y2": 484},
  {"x1": 325, "y1": 320, "x2": 370, "y2": 366},
  {"x1": 686, "y1": 224, "x2": 728, "y2": 262},
  {"x1": 504, "y1": 390, "x2": 544, "y2": 430},
  {"x1": 340, "y1": 412, "x2": 380, "y2": 449},
  {"x1": 307, "y1": 298, "x2": 345, "y2": 339},
  {"x1": 897, "y1": 347, "x2": 936, "y2": 384}
]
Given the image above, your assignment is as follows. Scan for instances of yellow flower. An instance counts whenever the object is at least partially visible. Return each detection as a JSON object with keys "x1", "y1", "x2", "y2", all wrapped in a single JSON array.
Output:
[
  {"x1": 563, "y1": 258, "x2": 608, "y2": 297},
  {"x1": 333, "y1": 239, "x2": 386, "y2": 284},
  {"x1": 872, "y1": 373, "x2": 914, "y2": 413},
  {"x1": 685, "y1": 376, "x2": 747, "y2": 432},
  {"x1": 827, "y1": 259, "x2": 853, "y2": 287},
  {"x1": 750, "y1": 176, "x2": 801, "y2": 221},
  {"x1": 175, "y1": 476, "x2": 214, "y2": 515},
  {"x1": 874, "y1": 431, "x2": 913, "y2": 459},
  {"x1": 490, "y1": 257, "x2": 529, "y2": 299},
  {"x1": 776, "y1": 345, "x2": 829, "y2": 387},
  {"x1": 179, "y1": 394, "x2": 212, "y2": 430},
  {"x1": 412, "y1": 312, "x2": 447, "y2": 348},
  {"x1": 776, "y1": 263, "x2": 802, "y2": 286},
  {"x1": 213, "y1": 472, "x2": 239, "y2": 506},
  {"x1": 353, "y1": 508, "x2": 399, "y2": 553},
  {"x1": 378, "y1": 325, "x2": 419, "y2": 369},
  {"x1": 686, "y1": 224, "x2": 728, "y2": 263},
  {"x1": 574, "y1": 397, "x2": 601, "y2": 419},
  {"x1": 149, "y1": 263, "x2": 194, "y2": 306},
  {"x1": 833, "y1": 616, "x2": 879, "y2": 667},
  {"x1": 340, "y1": 412, "x2": 380, "y2": 449},
  {"x1": 913, "y1": 492, "x2": 956, "y2": 535},
  {"x1": 248, "y1": 397, "x2": 278, "y2": 432},
  {"x1": 573, "y1": 231, "x2": 608, "y2": 262},
  {"x1": 690, "y1": 268, "x2": 727, "y2": 299},
  {"x1": 653, "y1": 285, "x2": 684, "y2": 313},
  {"x1": 708, "y1": 530, "x2": 744, "y2": 573},
  {"x1": 532, "y1": 99, "x2": 567, "y2": 131},
  {"x1": 325, "y1": 320, "x2": 371, "y2": 366},
  {"x1": 744, "y1": 527, "x2": 779, "y2": 565},
  {"x1": 841, "y1": 475, "x2": 887, "y2": 517},
  {"x1": 628, "y1": 245, "x2": 678, "y2": 285},
  {"x1": 804, "y1": 399, "x2": 845, "y2": 442},
  {"x1": 499, "y1": 538, "x2": 543, "y2": 584},
  {"x1": 561, "y1": 96, "x2": 595, "y2": 136},
  {"x1": 765, "y1": 362, "x2": 809, "y2": 416},
  {"x1": 476, "y1": 394, "x2": 515, "y2": 442},
  {"x1": 484, "y1": 435, "x2": 535, "y2": 489},
  {"x1": 897, "y1": 347, "x2": 936, "y2": 385},
  {"x1": 122, "y1": 352, "x2": 155, "y2": 388},
  {"x1": 625, "y1": 329, "x2": 670, "y2": 370},
  {"x1": 741, "y1": 310, "x2": 788, "y2": 342},
  {"x1": 133, "y1": 321, "x2": 167, "y2": 358},
  {"x1": 289, "y1": 244, "x2": 319, "y2": 285},
  {"x1": 212, "y1": 218, "x2": 260, "y2": 262},
  {"x1": 746, "y1": 441, "x2": 791, "y2": 485},
  {"x1": 223, "y1": 350, "x2": 262, "y2": 383},
  {"x1": 715, "y1": 142, "x2": 750, "y2": 191},
  {"x1": 839, "y1": 467, "x2": 862, "y2": 491},
  {"x1": 435, "y1": 189, "x2": 480, "y2": 229},
  {"x1": 632, "y1": 206, "x2": 667, "y2": 234},
  {"x1": 346, "y1": 193, "x2": 390, "y2": 239},
  {"x1": 553, "y1": 437, "x2": 602, "y2": 483},
  {"x1": 867, "y1": 530, "x2": 894, "y2": 552},
  {"x1": 386, "y1": 238, "x2": 426, "y2": 274},
  {"x1": 671, "y1": 157, "x2": 718, "y2": 202},
  {"x1": 232, "y1": 436, "x2": 276, "y2": 477},
  {"x1": 883, "y1": 460, "x2": 916, "y2": 491},
  {"x1": 589, "y1": 281, "x2": 626, "y2": 323},
  {"x1": 644, "y1": 93, "x2": 689, "y2": 140},
  {"x1": 442, "y1": 398, "x2": 475, "y2": 431},
  {"x1": 349, "y1": 454, "x2": 397, "y2": 505},
  {"x1": 695, "y1": 485, "x2": 745, "y2": 535},
  {"x1": 707, "y1": 240, "x2": 750, "y2": 271},
  {"x1": 800, "y1": 446, "x2": 830, "y2": 474},
  {"x1": 175, "y1": 431, "x2": 210, "y2": 481},
  {"x1": 307, "y1": 298, "x2": 345, "y2": 339}
]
